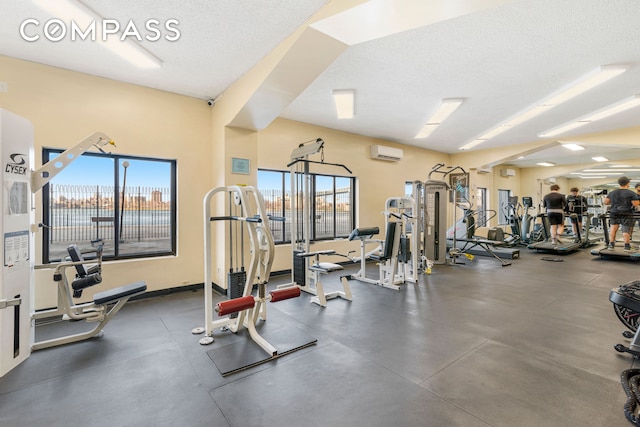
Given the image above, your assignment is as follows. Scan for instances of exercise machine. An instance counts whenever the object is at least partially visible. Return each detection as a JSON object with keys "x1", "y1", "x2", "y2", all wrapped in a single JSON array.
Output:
[
  {"x1": 32, "y1": 242, "x2": 146, "y2": 350},
  {"x1": 609, "y1": 281, "x2": 640, "y2": 358},
  {"x1": 384, "y1": 197, "x2": 421, "y2": 283},
  {"x1": 591, "y1": 212, "x2": 640, "y2": 260},
  {"x1": 405, "y1": 180, "x2": 433, "y2": 274},
  {"x1": 527, "y1": 212, "x2": 581, "y2": 254},
  {"x1": 422, "y1": 164, "x2": 450, "y2": 264},
  {"x1": 446, "y1": 204, "x2": 515, "y2": 266},
  {"x1": 504, "y1": 196, "x2": 536, "y2": 245},
  {"x1": 424, "y1": 163, "x2": 506, "y2": 266},
  {"x1": 193, "y1": 185, "x2": 314, "y2": 374},
  {"x1": 286, "y1": 138, "x2": 353, "y2": 306},
  {"x1": 0, "y1": 108, "x2": 135, "y2": 377},
  {"x1": 342, "y1": 202, "x2": 412, "y2": 291},
  {"x1": 565, "y1": 193, "x2": 599, "y2": 248}
]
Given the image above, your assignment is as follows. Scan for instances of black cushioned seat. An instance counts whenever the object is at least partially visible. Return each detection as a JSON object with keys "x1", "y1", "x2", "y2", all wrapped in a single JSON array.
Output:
[
  {"x1": 94, "y1": 281, "x2": 147, "y2": 305},
  {"x1": 348, "y1": 227, "x2": 380, "y2": 241},
  {"x1": 610, "y1": 281, "x2": 640, "y2": 313}
]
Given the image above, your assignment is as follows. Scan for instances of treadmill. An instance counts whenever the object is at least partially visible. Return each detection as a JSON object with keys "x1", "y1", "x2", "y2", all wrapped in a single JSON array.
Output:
[
  {"x1": 591, "y1": 212, "x2": 640, "y2": 260},
  {"x1": 527, "y1": 212, "x2": 581, "y2": 254}
]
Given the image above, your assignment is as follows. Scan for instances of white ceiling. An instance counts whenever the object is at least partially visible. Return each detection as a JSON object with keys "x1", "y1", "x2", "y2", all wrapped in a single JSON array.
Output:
[{"x1": 2, "y1": 0, "x2": 640, "y2": 169}]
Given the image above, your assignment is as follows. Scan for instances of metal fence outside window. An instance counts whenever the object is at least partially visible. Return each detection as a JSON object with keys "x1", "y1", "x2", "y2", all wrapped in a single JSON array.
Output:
[
  {"x1": 258, "y1": 185, "x2": 353, "y2": 243},
  {"x1": 47, "y1": 184, "x2": 172, "y2": 260}
]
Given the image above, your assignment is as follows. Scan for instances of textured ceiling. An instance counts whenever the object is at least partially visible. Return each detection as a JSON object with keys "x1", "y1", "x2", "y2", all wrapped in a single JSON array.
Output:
[{"x1": 1, "y1": 0, "x2": 640, "y2": 167}]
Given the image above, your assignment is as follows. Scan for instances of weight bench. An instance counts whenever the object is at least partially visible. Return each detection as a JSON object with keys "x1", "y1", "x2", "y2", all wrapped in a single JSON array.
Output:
[
  {"x1": 453, "y1": 237, "x2": 512, "y2": 266},
  {"x1": 32, "y1": 243, "x2": 146, "y2": 351},
  {"x1": 296, "y1": 250, "x2": 352, "y2": 307},
  {"x1": 609, "y1": 281, "x2": 640, "y2": 358}
]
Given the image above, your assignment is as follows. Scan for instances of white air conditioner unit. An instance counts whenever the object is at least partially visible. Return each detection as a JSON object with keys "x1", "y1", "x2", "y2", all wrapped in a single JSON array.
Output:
[
  {"x1": 370, "y1": 145, "x2": 403, "y2": 161},
  {"x1": 544, "y1": 177, "x2": 557, "y2": 184},
  {"x1": 476, "y1": 167, "x2": 492, "y2": 175},
  {"x1": 500, "y1": 168, "x2": 516, "y2": 177}
]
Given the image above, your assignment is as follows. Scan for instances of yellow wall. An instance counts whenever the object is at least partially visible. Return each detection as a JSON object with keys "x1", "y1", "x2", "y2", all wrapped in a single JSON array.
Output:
[{"x1": 0, "y1": 55, "x2": 212, "y2": 308}]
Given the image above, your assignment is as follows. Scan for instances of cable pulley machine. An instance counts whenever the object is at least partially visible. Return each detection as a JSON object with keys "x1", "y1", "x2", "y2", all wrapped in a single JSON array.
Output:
[
  {"x1": 286, "y1": 138, "x2": 353, "y2": 306},
  {"x1": 423, "y1": 163, "x2": 468, "y2": 265}
]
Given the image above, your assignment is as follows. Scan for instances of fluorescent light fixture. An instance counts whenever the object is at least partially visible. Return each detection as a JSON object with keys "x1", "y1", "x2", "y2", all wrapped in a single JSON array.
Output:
[
  {"x1": 582, "y1": 95, "x2": 640, "y2": 121},
  {"x1": 611, "y1": 164, "x2": 632, "y2": 168},
  {"x1": 540, "y1": 95, "x2": 640, "y2": 138},
  {"x1": 332, "y1": 89, "x2": 355, "y2": 119},
  {"x1": 591, "y1": 156, "x2": 609, "y2": 162},
  {"x1": 414, "y1": 124, "x2": 438, "y2": 139},
  {"x1": 459, "y1": 140, "x2": 485, "y2": 150},
  {"x1": 429, "y1": 98, "x2": 463, "y2": 123},
  {"x1": 583, "y1": 168, "x2": 640, "y2": 172},
  {"x1": 562, "y1": 143, "x2": 584, "y2": 151},
  {"x1": 503, "y1": 104, "x2": 554, "y2": 127},
  {"x1": 581, "y1": 175, "x2": 607, "y2": 179},
  {"x1": 544, "y1": 64, "x2": 629, "y2": 105},
  {"x1": 539, "y1": 122, "x2": 587, "y2": 138},
  {"x1": 461, "y1": 64, "x2": 628, "y2": 149},
  {"x1": 477, "y1": 124, "x2": 510, "y2": 140},
  {"x1": 415, "y1": 98, "x2": 463, "y2": 139},
  {"x1": 580, "y1": 172, "x2": 622, "y2": 175},
  {"x1": 32, "y1": 0, "x2": 162, "y2": 69},
  {"x1": 537, "y1": 162, "x2": 555, "y2": 167}
]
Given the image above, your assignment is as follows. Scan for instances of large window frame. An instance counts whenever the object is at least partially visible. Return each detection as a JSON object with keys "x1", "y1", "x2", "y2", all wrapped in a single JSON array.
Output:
[
  {"x1": 258, "y1": 169, "x2": 356, "y2": 244},
  {"x1": 42, "y1": 148, "x2": 177, "y2": 263},
  {"x1": 476, "y1": 187, "x2": 488, "y2": 227},
  {"x1": 497, "y1": 189, "x2": 512, "y2": 225}
]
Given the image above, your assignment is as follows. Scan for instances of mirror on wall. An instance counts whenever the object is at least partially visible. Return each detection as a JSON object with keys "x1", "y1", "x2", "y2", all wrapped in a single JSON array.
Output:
[{"x1": 489, "y1": 141, "x2": 640, "y2": 184}]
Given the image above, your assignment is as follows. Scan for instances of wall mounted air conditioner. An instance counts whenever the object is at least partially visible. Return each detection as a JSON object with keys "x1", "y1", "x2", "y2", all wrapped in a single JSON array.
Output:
[
  {"x1": 500, "y1": 168, "x2": 516, "y2": 177},
  {"x1": 476, "y1": 167, "x2": 492, "y2": 174},
  {"x1": 370, "y1": 145, "x2": 403, "y2": 161},
  {"x1": 544, "y1": 177, "x2": 557, "y2": 184}
]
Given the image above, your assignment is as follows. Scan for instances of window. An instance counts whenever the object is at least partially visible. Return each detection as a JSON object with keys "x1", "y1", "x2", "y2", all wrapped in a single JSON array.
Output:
[
  {"x1": 42, "y1": 149, "x2": 176, "y2": 263},
  {"x1": 476, "y1": 187, "x2": 488, "y2": 227},
  {"x1": 405, "y1": 181, "x2": 413, "y2": 197},
  {"x1": 258, "y1": 169, "x2": 355, "y2": 244},
  {"x1": 498, "y1": 189, "x2": 512, "y2": 225}
]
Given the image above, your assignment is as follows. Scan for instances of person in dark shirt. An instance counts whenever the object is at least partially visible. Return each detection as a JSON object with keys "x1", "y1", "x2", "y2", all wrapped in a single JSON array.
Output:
[
  {"x1": 632, "y1": 183, "x2": 640, "y2": 240},
  {"x1": 566, "y1": 187, "x2": 588, "y2": 241},
  {"x1": 543, "y1": 184, "x2": 566, "y2": 244},
  {"x1": 604, "y1": 176, "x2": 640, "y2": 251}
]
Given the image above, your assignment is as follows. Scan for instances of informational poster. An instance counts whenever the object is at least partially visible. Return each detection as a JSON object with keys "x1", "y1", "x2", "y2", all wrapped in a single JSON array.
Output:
[{"x1": 4, "y1": 230, "x2": 29, "y2": 268}]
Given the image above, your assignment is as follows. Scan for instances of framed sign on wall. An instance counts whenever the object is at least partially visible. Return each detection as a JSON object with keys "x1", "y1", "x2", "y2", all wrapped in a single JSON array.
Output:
[
  {"x1": 231, "y1": 157, "x2": 250, "y2": 175},
  {"x1": 449, "y1": 172, "x2": 469, "y2": 204}
]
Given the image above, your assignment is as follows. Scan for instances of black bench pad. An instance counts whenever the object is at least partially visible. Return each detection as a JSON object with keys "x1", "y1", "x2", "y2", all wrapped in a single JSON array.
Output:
[{"x1": 94, "y1": 281, "x2": 147, "y2": 305}]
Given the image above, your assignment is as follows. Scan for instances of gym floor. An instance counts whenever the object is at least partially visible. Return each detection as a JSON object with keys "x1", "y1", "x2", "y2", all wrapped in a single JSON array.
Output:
[{"x1": 0, "y1": 246, "x2": 636, "y2": 426}]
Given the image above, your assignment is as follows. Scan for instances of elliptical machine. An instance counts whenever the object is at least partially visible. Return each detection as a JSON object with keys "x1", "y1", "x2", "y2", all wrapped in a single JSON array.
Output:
[
  {"x1": 520, "y1": 196, "x2": 536, "y2": 244},
  {"x1": 504, "y1": 196, "x2": 535, "y2": 245}
]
